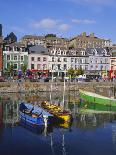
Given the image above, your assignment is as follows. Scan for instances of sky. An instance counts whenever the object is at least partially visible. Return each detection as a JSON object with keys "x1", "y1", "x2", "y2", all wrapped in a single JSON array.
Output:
[{"x1": 0, "y1": 0, "x2": 116, "y2": 42}]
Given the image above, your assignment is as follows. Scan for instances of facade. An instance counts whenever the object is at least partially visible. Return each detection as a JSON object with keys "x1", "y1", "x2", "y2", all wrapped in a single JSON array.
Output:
[
  {"x1": 110, "y1": 50, "x2": 116, "y2": 78},
  {"x1": 49, "y1": 47, "x2": 89, "y2": 76},
  {"x1": 70, "y1": 32, "x2": 111, "y2": 49},
  {"x1": 86, "y1": 48, "x2": 110, "y2": 77},
  {"x1": 49, "y1": 47, "x2": 110, "y2": 77},
  {"x1": 0, "y1": 24, "x2": 3, "y2": 76},
  {"x1": 28, "y1": 45, "x2": 49, "y2": 76},
  {"x1": 20, "y1": 35, "x2": 45, "y2": 46},
  {"x1": 20, "y1": 35, "x2": 69, "y2": 49},
  {"x1": 45, "y1": 37, "x2": 69, "y2": 48},
  {"x1": 49, "y1": 47, "x2": 69, "y2": 76},
  {"x1": 0, "y1": 48, "x2": 3, "y2": 76},
  {"x1": 3, "y1": 42, "x2": 28, "y2": 72}
]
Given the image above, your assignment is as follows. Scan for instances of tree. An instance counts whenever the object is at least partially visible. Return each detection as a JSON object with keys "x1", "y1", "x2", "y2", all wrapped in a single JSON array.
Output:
[
  {"x1": 21, "y1": 64, "x2": 27, "y2": 74},
  {"x1": 45, "y1": 34, "x2": 56, "y2": 38},
  {"x1": 67, "y1": 68, "x2": 75, "y2": 78},
  {"x1": 75, "y1": 67, "x2": 84, "y2": 76},
  {"x1": 8, "y1": 64, "x2": 14, "y2": 76}
]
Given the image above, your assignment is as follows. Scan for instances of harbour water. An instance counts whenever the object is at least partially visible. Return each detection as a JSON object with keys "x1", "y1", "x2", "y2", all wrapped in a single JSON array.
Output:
[{"x1": 0, "y1": 92, "x2": 116, "y2": 155}]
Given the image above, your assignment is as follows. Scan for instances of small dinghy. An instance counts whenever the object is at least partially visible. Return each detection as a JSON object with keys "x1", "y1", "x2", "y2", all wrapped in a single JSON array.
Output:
[{"x1": 19, "y1": 102, "x2": 53, "y2": 126}]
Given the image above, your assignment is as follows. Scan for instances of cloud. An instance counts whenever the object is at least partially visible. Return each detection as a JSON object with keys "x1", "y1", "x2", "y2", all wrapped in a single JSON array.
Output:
[
  {"x1": 59, "y1": 24, "x2": 70, "y2": 31},
  {"x1": 72, "y1": 19, "x2": 96, "y2": 24},
  {"x1": 31, "y1": 18, "x2": 70, "y2": 31},
  {"x1": 31, "y1": 18, "x2": 58, "y2": 29}
]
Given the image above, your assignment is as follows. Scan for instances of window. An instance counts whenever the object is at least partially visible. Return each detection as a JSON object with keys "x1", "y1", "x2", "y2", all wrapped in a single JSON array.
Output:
[
  {"x1": 7, "y1": 55, "x2": 10, "y2": 60},
  {"x1": 7, "y1": 63, "x2": 10, "y2": 68},
  {"x1": 105, "y1": 58, "x2": 108, "y2": 63},
  {"x1": 14, "y1": 55, "x2": 17, "y2": 60},
  {"x1": 64, "y1": 64, "x2": 67, "y2": 70},
  {"x1": 31, "y1": 57, "x2": 34, "y2": 61},
  {"x1": 37, "y1": 64, "x2": 41, "y2": 69},
  {"x1": 14, "y1": 64, "x2": 17, "y2": 69},
  {"x1": 31, "y1": 64, "x2": 34, "y2": 69},
  {"x1": 43, "y1": 64, "x2": 47, "y2": 70},
  {"x1": 100, "y1": 58, "x2": 103, "y2": 63},
  {"x1": 58, "y1": 57, "x2": 61, "y2": 62},
  {"x1": 38, "y1": 57, "x2": 41, "y2": 61},
  {"x1": 100, "y1": 65, "x2": 103, "y2": 70},
  {"x1": 95, "y1": 58, "x2": 98, "y2": 63},
  {"x1": 43, "y1": 57, "x2": 47, "y2": 61},
  {"x1": 58, "y1": 64, "x2": 61, "y2": 70},
  {"x1": 63, "y1": 58, "x2": 67, "y2": 62},
  {"x1": 71, "y1": 58, "x2": 74, "y2": 62},
  {"x1": 21, "y1": 56, "x2": 24, "y2": 61},
  {"x1": 52, "y1": 57, "x2": 54, "y2": 62}
]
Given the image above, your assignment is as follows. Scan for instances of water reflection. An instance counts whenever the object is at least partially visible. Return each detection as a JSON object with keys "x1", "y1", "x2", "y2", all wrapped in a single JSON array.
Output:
[{"x1": 0, "y1": 93, "x2": 116, "y2": 155}]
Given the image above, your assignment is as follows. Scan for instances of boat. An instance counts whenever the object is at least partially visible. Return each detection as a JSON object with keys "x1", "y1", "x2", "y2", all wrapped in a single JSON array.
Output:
[
  {"x1": 41, "y1": 101, "x2": 72, "y2": 122},
  {"x1": 19, "y1": 102, "x2": 53, "y2": 126},
  {"x1": 79, "y1": 89, "x2": 116, "y2": 112}
]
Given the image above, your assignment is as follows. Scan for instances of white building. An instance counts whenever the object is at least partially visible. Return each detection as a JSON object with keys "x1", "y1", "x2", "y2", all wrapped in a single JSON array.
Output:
[{"x1": 28, "y1": 45, "x2": 49, "y2": 76}]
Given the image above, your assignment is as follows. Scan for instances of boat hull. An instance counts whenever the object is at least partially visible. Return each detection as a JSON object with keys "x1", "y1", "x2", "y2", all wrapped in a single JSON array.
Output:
[
  {"x1": 20, "y1": 112, "x2": 45, "y2": 126},
  {"x1": 41, "y1": 102, "x2": 71, "y2": 122},
  {"x1": 79, "y1": 90, "x2": 116, "y2": 112}
]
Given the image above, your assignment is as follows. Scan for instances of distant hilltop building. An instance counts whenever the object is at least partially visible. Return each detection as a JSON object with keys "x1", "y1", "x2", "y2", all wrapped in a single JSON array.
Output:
[
  {"x1": 69, "y1": 32, "x2": 111, "y2": 49},
  {"x1": 20, "y1": 34, "x2": 69, "y2": 48}
]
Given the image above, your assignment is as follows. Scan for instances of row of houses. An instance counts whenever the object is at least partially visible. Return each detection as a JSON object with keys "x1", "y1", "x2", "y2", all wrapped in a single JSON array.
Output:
[
  {"x1": 20, "y1": 32, "x2": 111, "y2": 49},
  {"x1": 2, "y1": 42, "x2": 116, "y2": 78}
]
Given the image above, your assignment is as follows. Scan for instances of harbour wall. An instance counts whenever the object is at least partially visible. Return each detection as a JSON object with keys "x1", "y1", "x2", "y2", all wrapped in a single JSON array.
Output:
[{"x1": 0, "y1": 81, "x2": 115, "y2": 98}]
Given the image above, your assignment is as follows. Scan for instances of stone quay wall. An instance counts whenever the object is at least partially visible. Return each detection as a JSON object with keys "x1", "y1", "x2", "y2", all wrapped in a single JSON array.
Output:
[{"x1": 0, "y1": 81, "x2": 115, "y2": 97}]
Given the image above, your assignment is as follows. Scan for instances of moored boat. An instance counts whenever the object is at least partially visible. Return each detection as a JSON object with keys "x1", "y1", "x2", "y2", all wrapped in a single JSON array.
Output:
[
  {"x1": 79, "y1": 89, "x2": 116, "y2": 112},
  {"x1": 19, "y1": 102, "x2": 53, "y2": 126},
  {"x1": 41, "y1": 101, "x2": 72, "y2": 122}
]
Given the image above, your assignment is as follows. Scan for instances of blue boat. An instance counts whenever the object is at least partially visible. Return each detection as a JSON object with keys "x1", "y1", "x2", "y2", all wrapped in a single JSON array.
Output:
[{"x1": 19, "y1": 102, "x2": 53, "y2": 126}]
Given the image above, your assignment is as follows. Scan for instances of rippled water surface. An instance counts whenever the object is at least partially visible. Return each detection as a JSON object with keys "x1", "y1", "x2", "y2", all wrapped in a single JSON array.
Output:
[{"x1": 0, "y1": 92, "x2": 116, "y2": 155}]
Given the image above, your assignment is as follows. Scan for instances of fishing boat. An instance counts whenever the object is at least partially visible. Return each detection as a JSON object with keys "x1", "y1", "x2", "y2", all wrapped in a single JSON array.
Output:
[
  {"x1": 19, "y1": 102, "x2": 53, "y2": 126},
  {"x1": 79, "y1": 89, "x2": 116, "y2": 112},
  {"x1": 41, "y1": 101, "x2": 72, "y2": 122}
]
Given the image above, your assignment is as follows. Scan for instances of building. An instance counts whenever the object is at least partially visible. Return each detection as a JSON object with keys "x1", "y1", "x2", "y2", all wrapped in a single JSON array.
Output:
[
  {"x1": 45, "y1": 37, "x2": 69, "y2": 48},
  {"x1": 48, "y1": 47, "x2": 89, "y2": 77},
  {"x1": 20, "y1": 35, "x2": 45, "y2": 46},
  {"x1": 86, "y1": 48, "x2": 110, "y2": 77},
  {"x1": 0, "y1": 48, "x2": 3, "y2": 76},
  {"x1": 28, "y1": 45, "x2": 49, "y2": 76},
  {"x1": 110, "y1": 50, "x2": 116, "y2": 78},
  {"x1": 3, "y1": 42, "x2": 28, "y2": 73},
  {"x1": 49, "y1": 47, "x2": 69, "y2": 77},
  {"x1": 70, "y1": 32, "x2": 111, "y2": 49},
  {"x1": 0, "y1": 24, "x2": 3, "y2": 76},
  {"x1": 20, "y1": 35, "x2": 69, "y2": 49}
]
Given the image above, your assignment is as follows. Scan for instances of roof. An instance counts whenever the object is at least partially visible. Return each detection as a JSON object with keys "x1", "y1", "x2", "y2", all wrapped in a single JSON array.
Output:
[
  {"x1": 86, "y1": 48, "x2": 109, "y2": 56},
  {"x1": 29, "y1": 45, "x2": 49, "y2": 55},
  {"x1": 6, "y1": 42, "x2": 26, "y2": 48}
]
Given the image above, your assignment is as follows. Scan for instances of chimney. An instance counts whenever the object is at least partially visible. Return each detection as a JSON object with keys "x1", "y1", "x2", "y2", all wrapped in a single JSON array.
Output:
[{"x1": 90, "y1": 33, "x2": 94, "y2": 37}]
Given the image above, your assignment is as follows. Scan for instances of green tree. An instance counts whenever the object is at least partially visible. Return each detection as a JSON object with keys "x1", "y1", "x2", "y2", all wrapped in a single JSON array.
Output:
[
  {"x1": 75, "y1": 67, "x2": 84, "y2": 76},
  {"x1": 21, "y1": 64, "x2": 27, "y2": 74},
  {"x1": 45, "y1": 34, "x2": 56, "y2": 38},
  {"x1": 8, "y1": 64, "x2": 14, "y2": 76},
  {"x1": 67, "y1": 68, "x2": 75, "y2": 78}
]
